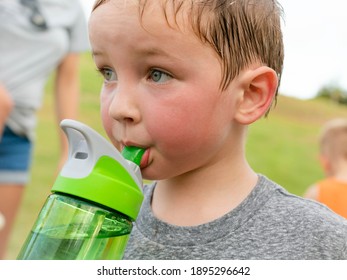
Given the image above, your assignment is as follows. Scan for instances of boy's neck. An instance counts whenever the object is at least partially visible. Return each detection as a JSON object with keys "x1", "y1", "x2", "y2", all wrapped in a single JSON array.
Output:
[{"x1": 151, "y1": 155, "x2": 258, "y2": 226}]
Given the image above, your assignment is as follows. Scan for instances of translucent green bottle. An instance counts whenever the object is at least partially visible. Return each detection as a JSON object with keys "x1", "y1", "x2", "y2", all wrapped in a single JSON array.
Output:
[{"x1": 17, "y1": 120, "x2": 144, "y2": 260}]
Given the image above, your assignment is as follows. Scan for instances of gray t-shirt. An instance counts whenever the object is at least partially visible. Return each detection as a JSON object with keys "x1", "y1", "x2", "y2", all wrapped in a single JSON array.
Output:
[
  {"x1": 124, "y1": 175, "x2": 347, "y2": 259},
  {"x1": 0, "y1": 0, "x2": 89, "y2": 140}
]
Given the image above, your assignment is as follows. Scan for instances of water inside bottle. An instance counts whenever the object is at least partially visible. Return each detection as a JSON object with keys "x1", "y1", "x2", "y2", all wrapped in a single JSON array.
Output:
[{"x1": 17, "y1": 217, "x2": 132, "y2": 260}]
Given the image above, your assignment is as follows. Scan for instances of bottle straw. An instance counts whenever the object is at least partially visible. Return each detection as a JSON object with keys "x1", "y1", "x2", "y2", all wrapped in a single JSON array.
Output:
[{"x1": 121, "y1": 146, "x2": 145, "y2": 166}]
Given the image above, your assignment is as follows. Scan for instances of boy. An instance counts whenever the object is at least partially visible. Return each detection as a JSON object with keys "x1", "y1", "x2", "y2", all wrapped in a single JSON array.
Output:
[
  {"x1": 88, "y1": 0, "x2": 347, "y2": 259},
  {"x1": 305, "y1": 118, "x2": 347, "y2": 219}
]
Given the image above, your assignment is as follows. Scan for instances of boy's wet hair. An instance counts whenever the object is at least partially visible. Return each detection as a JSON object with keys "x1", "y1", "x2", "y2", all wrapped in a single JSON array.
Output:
[{"x1": 92, "y1": 0, "x2": 284, "y2": 98}]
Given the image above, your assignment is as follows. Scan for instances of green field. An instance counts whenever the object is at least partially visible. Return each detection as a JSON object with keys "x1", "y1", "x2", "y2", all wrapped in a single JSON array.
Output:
[{"x1": 6, "y1": 52, "x2": 347, "y2": 259}]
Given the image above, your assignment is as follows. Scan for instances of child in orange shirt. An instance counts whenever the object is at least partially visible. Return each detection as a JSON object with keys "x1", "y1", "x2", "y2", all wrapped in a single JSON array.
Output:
[{"x1": 305, "y1": 118, "x2": 347, "y2": 219}]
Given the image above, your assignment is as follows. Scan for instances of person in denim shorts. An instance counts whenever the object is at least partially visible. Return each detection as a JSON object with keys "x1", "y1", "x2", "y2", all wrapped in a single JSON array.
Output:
[{"x1": 0, "y1": 0, "x2": 89, "y2": 259}]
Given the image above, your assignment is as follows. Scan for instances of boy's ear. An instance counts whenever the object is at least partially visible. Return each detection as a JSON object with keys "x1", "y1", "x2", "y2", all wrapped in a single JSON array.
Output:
[{"x1": 235, "y1": 66, "x2": 278, "y2": 125}]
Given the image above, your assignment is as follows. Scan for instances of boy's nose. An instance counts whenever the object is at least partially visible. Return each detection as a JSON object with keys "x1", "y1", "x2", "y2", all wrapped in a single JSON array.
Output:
[{"x1": 108, "y1": 86, "x2": 141, "y2": 124}]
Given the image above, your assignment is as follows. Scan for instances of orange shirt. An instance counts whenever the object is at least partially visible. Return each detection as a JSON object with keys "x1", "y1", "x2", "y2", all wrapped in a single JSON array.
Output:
[{"x1": 317, "y1": 178, "x2": 347, "y2": 219}]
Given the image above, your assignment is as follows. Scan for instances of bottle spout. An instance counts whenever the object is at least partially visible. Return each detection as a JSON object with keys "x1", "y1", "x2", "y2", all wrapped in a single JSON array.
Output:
[
  {"x1": 121, "y1": 146, "x2": 145, "y2": 166},
  {"x1": 121, "y1": 146, "x2": 145, "y2": 186}
]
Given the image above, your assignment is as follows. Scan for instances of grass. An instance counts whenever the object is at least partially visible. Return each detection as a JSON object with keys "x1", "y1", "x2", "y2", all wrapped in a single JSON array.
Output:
[
  {"x1": 247, "y1": 97, "x2": 347, "y2": 195},
  {"x1": 6, "y1": 52, "x2": 347, "y2": 259}
]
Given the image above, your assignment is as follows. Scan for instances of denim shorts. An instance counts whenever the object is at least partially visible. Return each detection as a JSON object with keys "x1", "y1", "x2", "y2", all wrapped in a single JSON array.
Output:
[{"x1": 0, "y1": 126, "x2": 32, "y2": 184}]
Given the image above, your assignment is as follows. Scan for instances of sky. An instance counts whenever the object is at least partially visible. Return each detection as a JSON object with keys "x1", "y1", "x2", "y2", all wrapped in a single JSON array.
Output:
[{"x1": 80, "y1": 0, "x2": 347, "y2": 100}]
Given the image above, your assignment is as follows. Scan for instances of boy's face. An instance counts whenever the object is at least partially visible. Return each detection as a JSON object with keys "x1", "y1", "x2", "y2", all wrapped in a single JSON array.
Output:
[{"x1": 89, "y1": 0, "x2": 244, "y2": 180}]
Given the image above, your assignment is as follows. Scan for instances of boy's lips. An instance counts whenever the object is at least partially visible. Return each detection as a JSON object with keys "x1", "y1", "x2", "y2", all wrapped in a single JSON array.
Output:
[{"x1": 139, "y1": 148, "x2": 150, "y2": 169}]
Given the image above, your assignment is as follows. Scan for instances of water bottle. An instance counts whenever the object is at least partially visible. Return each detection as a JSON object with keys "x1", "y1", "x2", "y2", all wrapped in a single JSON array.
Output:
[{"x1": 17, "y1": 119, "x2": 144, "y2": 260}]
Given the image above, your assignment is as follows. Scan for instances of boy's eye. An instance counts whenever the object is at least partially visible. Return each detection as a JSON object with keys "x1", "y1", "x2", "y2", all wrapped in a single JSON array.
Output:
[
  {"x1": 149, "y1": 69, "x2": 172, "y2": 83},
  {"x1": 100, "y1": 68, "x2": 117, "y2": 82}
]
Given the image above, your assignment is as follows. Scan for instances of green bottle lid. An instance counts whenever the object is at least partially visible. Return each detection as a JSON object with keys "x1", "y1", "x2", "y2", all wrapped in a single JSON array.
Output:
[{"x1": 51, "y1": 120, "x2": 144, "y2": 221}]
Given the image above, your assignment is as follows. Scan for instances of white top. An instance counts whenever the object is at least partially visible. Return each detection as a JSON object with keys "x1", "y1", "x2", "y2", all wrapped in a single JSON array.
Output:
[{"x1": 0, "y1": 0, "x2": 90, "y2": 140}]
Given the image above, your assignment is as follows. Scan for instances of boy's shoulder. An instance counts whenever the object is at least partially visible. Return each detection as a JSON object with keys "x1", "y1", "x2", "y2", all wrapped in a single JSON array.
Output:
[
  {"x1": 260, "y1": 175, "x2": 347, "y2": 232},
  {"x1": 249, "y1": 175, "x2": 347, "y2": 258}
]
